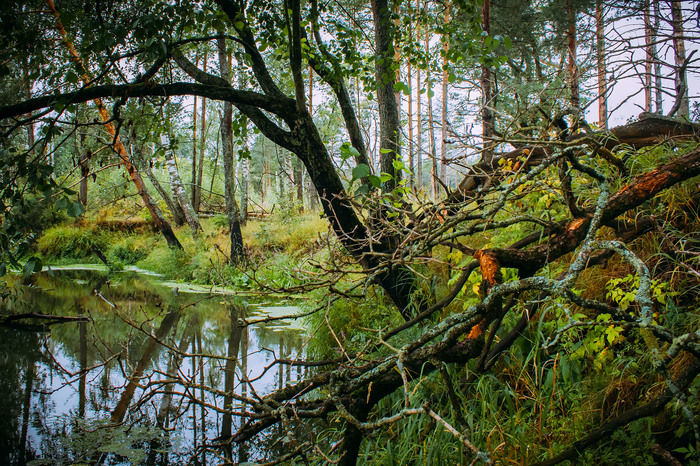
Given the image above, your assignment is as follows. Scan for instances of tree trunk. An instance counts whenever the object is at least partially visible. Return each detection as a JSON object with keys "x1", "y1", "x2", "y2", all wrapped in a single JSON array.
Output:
[
  {"x1": 145, "y1": 159, "x2": 186, "y2": 226},
  {"x1": 425, "y1": 9, "x2": 438, "y2": 199},
  {"x1": 643, "y1": 1, "x2": 653, "y2": 113},
  {"x1": 596, "y1": 0, "x2": 608, "y2": 129},
  {"x1": 194, "y1": 51, "x2": 207, "y2": 212},
  {"x1": 440, "y1": 4, "x2": 450, "y2": 188},
  {"x1": 567, "y1": 1, "x2": 580, "y2": 111},
  {"x1": 668, "y1": 0, "x2": 689, "y2": 118},
  {"x1": 293, "y1": 155, "x2": 304, "y2": 211},
  {"x1": 191, "y1": 55, "x2": 199, "y2": 208},
  {"x1": 135, "y1": 143, "x2": 187, "y2": 227},
  {"x1": 239, "y1": 155, "x2": 249, "y2": 224},
  {"x1": 653, "y1": 1, "x2": 663, "y2": 113},
  {"x1": 480, "y1": 0, "x2": 495, "y2": 164},
  {"x1": 164, "y1": 147, "x2": 201, "y2": 237},
  {"x1": 428, "y1": 84, "x2": 438, "y2": 199},
  {"x1": 46, "y1": 0, "x2": 182, "y2": 249},
  {"x1": 218, "y1": 37, "x2": 244, "y2": 264},
  {"x1": 77, "y1": 130, "x2": 89, "y2": 207},
  {"x1": 407, "y1": 43, "x2": 414, "y2": 188},
  {"x1": 416, "y1": 0, "x2": 423, "y2": 190},
  {"x1": 371, "y1": 0, "x2": 402, "y2": 193}
]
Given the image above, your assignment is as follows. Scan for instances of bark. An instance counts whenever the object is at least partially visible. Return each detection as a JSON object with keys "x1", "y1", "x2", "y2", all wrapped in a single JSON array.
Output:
[
  {"x1": 191, "y1": 55, "x2": 199, "y2": 209},
  {"x1": 485, "y1": 146, "x2": 700, "y2": 277},
  {"x1": 164, "y1": 148, "x2": 201, "y2": 237},
  {"x1": 239, "y1": 155, "x2": 249, "y2": 224},
  {"x1": 194, "y1": 51, "x2": 208, "y2": 213},
  {"x1": 668, "y1": 0, "x2": 689, "y2": 118},
  {"x1": 596, "y1": 0, "x2": 607, "y2": 129},
  {"x1": 480, "y1": 0, "x2": 495, "y2": 164},
  {"x1": 44, "y1": 0, "x2": 182, "y2": 249},
  {"x1": 371, "y1": 0, "x2": 402, "y2": 193},
  {"x1": 446, "y1": 116, "x2": 700, "y2": 206},
  {"x1": 643, "y1": 1, "x2": 653, "y2": 113},
  {"x1": 78, "y1": 131, "x2": 89, "y2": 207},
  {"x1": 408, "y1": 45, "x2": 414, "y2": 188},
  {"x1": 218, "y1": 37, "x2": 245, "y2": 264},
  {"x1": 141, "y1": 156, "x2": 187, "y2": 227},
  {"x1": 653, "y1": 1, "x2": 663, "y2": 113},
  {"x1": 567, "y1": 1, "x2": 580, "y2": 110},
  {"x1": 440, "y1": 4, "x2": 450, "y2": 187}
]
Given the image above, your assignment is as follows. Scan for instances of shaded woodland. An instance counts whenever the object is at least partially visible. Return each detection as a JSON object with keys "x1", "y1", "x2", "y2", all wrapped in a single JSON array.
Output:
[{"x1": 1, "y1": 0, "x2": 699, "y2": 464}]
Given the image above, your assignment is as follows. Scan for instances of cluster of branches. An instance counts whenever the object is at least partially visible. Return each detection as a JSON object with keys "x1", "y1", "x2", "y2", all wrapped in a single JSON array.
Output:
[{"x1": 0, "y1": 0, "x2": 699, "y2": 463}]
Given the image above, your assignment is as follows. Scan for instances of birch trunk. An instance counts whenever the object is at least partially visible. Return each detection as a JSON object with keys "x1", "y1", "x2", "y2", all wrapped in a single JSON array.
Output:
[
  {"x1": 668, "y1": 0, "x2": 689, "y2": 118},
  {"x1": 164, "y1": 149, "x2": 201, "y2": 237},
  {"x1": 480, "y1": 0, "x2": 495, "y2": 164},
  {"x1": 596, "y1": 0, "x2": 608, "y2": 128},
  {"x1": 440, "y1": 4, "x2": 450, "y2": 188}
]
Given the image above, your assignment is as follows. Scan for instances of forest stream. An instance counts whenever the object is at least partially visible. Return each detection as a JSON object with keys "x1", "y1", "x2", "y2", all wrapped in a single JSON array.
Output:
[{"x1": 0, "y1": 268, "x2": 307, "y2": 465}]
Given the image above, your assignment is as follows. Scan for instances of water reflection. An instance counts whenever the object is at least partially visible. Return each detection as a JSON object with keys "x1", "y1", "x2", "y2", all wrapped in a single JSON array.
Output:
[{"x1": 0, "y1": 269, "x2": 306, "y2": 464}]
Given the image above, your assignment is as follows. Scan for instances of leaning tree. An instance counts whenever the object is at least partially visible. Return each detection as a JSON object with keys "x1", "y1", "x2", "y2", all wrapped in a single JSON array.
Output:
[{"x1": 1, "y1": 0, "x2": 699, "y2": 464}]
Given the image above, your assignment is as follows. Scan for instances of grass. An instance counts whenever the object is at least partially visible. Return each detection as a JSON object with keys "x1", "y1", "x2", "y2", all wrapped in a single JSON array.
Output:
[{"x1": 34, "y1": 211, "x2": 330, "y2": 285}]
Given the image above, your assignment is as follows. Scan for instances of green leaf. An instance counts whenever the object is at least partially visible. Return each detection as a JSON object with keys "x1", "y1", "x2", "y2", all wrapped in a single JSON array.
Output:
[
  {"x1": 352, "y1": 164, "x2": 370, "y2": 179},
  {"x1": 22, "y1": 257, "x2": 42, "y2": 277},
  {"x1": 66, "y1": 70, "x2": 80, "y2": 84},
  {"x1": 67, "y1": 201, "x2": 84, "y2": 218},
  {"x1": 55, "y1": 196, "x2": 69, "y2": 209},
  {"x1": 368, "y1": 175, "x2": 381, "y2": 188}
]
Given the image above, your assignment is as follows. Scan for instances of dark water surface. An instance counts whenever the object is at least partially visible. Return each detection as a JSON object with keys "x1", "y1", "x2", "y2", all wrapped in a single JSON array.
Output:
[{"x1": 0, "y1": 268, "x2": 307, "y2": 465}]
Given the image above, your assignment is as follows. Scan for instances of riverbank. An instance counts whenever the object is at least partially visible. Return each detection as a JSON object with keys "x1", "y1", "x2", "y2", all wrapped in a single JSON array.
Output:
[{"x1": 33, "y1": 212, "x2": 331, "y2": 289}]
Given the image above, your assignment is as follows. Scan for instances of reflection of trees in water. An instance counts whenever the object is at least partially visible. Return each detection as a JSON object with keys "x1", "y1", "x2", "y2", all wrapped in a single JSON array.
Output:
[
  {"x1": 0, "y1": 272, "x2": 309, "y2": 464},
  {"x1": 0, "y1": 327, "x2": 42, "y2": 464}
]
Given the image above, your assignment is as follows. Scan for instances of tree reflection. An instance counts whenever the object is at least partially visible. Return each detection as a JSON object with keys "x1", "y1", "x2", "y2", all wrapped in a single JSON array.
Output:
[{"x1": 0, "y1": 271, "x2": 305, "y2": 464}]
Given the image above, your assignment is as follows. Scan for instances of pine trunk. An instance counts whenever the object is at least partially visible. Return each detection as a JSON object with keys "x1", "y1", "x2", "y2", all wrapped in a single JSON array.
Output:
[
  {"x1": 643, "y1": 2, "x2": 653, "y2": 113},
  {"x1": 480, "y1": 0, "x2": 495, "y2": 164},
  {"x1": 567, "y1": 1, "x2": 580, "y2": 110},
  {"x1": 440, "y1": 4, "x2": 450, "y2": 188},
  {"x1": 596, "y1": 0, "x2": 608, "y2": 128}
]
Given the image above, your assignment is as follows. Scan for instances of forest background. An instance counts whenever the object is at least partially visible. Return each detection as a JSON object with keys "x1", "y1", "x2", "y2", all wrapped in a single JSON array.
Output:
[{"x1": 1, "y1": 0, "x2": 700, "y2": 464}]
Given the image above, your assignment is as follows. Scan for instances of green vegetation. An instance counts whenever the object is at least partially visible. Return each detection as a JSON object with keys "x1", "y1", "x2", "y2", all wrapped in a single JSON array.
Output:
[{"x1": 1, "y1": 0, "x2": 699, "y2": 464}]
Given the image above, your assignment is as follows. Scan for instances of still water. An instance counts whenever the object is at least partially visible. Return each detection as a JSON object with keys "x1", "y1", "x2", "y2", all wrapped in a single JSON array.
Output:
[{"x1": 0, "y1": 268, "x2": 308, "y2": 465}]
